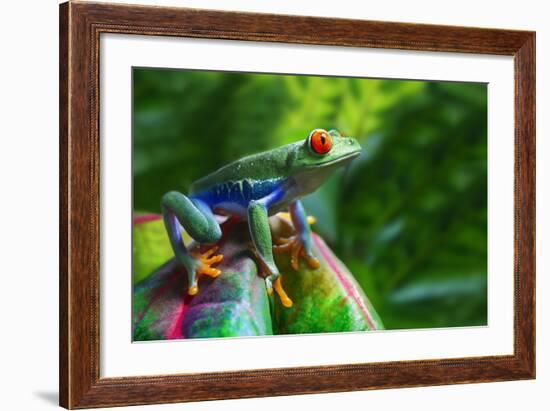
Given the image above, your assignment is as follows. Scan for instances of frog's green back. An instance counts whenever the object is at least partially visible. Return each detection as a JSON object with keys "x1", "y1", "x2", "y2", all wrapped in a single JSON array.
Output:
[{"x1": 189, "y1": 142, "x2": 300, "y2": 194}]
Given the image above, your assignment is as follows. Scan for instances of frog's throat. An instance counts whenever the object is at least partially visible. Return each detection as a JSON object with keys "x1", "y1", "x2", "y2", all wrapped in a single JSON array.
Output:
[{"x1": 291, "y1": 154, "x2": 357, "y2": 196}]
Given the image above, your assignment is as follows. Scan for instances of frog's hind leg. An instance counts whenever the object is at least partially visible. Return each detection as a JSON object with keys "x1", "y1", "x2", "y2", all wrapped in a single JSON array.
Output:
[{"x1": 161, "y1": 191, "x2": 223, "y2": 295}]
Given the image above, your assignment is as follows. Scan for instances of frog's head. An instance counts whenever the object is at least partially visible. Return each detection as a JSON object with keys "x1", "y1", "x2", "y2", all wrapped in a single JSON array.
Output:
[{"x1": 287, "y1": 129, "x2": 362, "y2": 196}]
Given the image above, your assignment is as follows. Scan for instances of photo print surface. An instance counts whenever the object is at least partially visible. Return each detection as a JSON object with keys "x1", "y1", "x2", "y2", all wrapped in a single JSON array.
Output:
[{"x1": 131, "y1": 67, "x2": 488, "y2": 341}]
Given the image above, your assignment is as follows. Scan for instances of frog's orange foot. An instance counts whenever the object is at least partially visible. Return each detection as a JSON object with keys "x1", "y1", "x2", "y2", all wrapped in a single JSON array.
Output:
[
  {"x1": 193, "y1": 246, "x2": 224, "y2": 278},
  {"x1": 247, "y1": 245, "x2": 294, "y2": 309},
  {"x1": 272, "y1": 235, "x2": 321, "y2": 271},
  {"x1": 187, "y1": 247, "x2": 224, "y2": 296}
]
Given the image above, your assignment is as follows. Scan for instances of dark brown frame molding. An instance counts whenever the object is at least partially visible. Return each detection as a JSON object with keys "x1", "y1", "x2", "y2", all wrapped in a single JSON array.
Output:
[{"x1": 59, "y1": 1, "x2": 535, "y2": 408}]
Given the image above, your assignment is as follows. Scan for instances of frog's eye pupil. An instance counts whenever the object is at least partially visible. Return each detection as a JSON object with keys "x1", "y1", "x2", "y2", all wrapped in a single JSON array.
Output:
[{"x1": 309, "y1": 129, "x2": 332, "y2": 155}]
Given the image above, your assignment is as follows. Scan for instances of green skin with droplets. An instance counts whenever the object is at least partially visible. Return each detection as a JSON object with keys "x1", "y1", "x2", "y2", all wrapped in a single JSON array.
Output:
[{"x1": 161, "y1": 129, "x2": 362, "y2": 296}]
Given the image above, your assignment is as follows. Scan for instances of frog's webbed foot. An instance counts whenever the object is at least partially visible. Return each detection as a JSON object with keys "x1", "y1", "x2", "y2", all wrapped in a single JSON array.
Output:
[
  {"x1": 272, "y1": 234, "x2": 321, "y2": 271},
  {"x1": 187, "y1": 246, "x2": 224, "y2": 295},
  {"x1": 248, "y1": 244, "x2": 293, "y2": 308}
]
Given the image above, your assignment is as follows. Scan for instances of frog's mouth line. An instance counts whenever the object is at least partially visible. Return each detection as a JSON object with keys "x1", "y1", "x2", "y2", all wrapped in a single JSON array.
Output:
[{"x1": 306, "y1": 151, "x2": 361, "y2": 169}]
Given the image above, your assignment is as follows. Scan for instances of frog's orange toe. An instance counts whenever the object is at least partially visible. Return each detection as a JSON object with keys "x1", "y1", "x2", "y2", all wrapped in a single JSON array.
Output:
[
  {"x1": 199, "y1": 266, "x2": 222, "y2": 278},
  {"x1": 202, "y1": 246, "x2": 220, "y2": 258},
  {"x1": 302, "y1": 250, "x2": 321, "y2": 269},
  {"x1": 290, "y1": 242, "x2": 302, "y2": 271},
  {"x1": 188, "y1": 285, "x2": 199, "y2": 296},
  {"x1": 274, "y1": 276, "x2": 293, "y2": 308}
]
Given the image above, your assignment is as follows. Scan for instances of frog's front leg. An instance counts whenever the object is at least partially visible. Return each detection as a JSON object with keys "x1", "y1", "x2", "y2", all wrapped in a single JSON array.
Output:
[
  {"x1": 161, "y1": 191, "x2": 223, "y2": 296},
  {"x1": 248, "y1": 191, "x2": 293, "y2": 308},
  {"x1": 273, "y1": 200, "x2": 321, "y2": 270}
]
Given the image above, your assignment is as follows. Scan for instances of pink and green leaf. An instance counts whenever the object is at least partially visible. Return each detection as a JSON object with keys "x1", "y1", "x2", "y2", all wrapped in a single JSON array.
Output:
[
  {"x1": 132, "y1": 215, "x2": 383, "y2": 340},
  {"x1": 133, "y1": 219, "x2": 272, "y2": 340},
  {"x1": 272, "y1": 233, "x2": 384, "y2": 334}
]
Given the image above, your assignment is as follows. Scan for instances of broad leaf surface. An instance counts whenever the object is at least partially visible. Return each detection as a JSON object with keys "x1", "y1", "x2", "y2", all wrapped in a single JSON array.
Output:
[{"x1": 132, "y1": 216, "x2": 383, "y2": 339}]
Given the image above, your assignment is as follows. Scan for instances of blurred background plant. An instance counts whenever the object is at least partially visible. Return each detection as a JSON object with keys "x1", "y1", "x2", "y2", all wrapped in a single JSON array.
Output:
[{"x1": 133, "y1": 68, "x2": 487, "y2": 330}]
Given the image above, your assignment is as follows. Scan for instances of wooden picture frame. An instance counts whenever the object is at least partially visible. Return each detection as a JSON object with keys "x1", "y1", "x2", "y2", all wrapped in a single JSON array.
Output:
[{"x1": 59, "y1": 1, "x2": 535, "y2": 408}]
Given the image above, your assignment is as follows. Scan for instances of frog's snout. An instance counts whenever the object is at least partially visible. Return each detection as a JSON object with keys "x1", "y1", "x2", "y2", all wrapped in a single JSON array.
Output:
[{"x1": 343, "y1": 137, "x2": 362, "y2": 157}]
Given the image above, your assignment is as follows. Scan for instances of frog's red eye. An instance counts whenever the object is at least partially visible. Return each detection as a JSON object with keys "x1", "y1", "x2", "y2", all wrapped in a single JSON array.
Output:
[{"x1": 309, "y1": 129, "x2": 332, "y2": 155}]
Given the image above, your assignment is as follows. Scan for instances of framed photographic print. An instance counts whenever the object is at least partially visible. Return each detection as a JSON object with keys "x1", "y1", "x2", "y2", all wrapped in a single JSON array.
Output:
[{"x1": 59, "y1": 1, "x2": 535, "y2": 408}]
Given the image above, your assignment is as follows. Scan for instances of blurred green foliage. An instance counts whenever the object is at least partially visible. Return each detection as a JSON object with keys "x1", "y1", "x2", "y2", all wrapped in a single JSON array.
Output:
[{"x1": 133, "y1": 68, "x2": 487, "y2": 330}]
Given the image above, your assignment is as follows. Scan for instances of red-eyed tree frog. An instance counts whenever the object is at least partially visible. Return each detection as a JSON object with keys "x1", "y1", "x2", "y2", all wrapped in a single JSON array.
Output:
[{"x1": 161, "y1": 129, "x2": 361, "y2": 307}]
